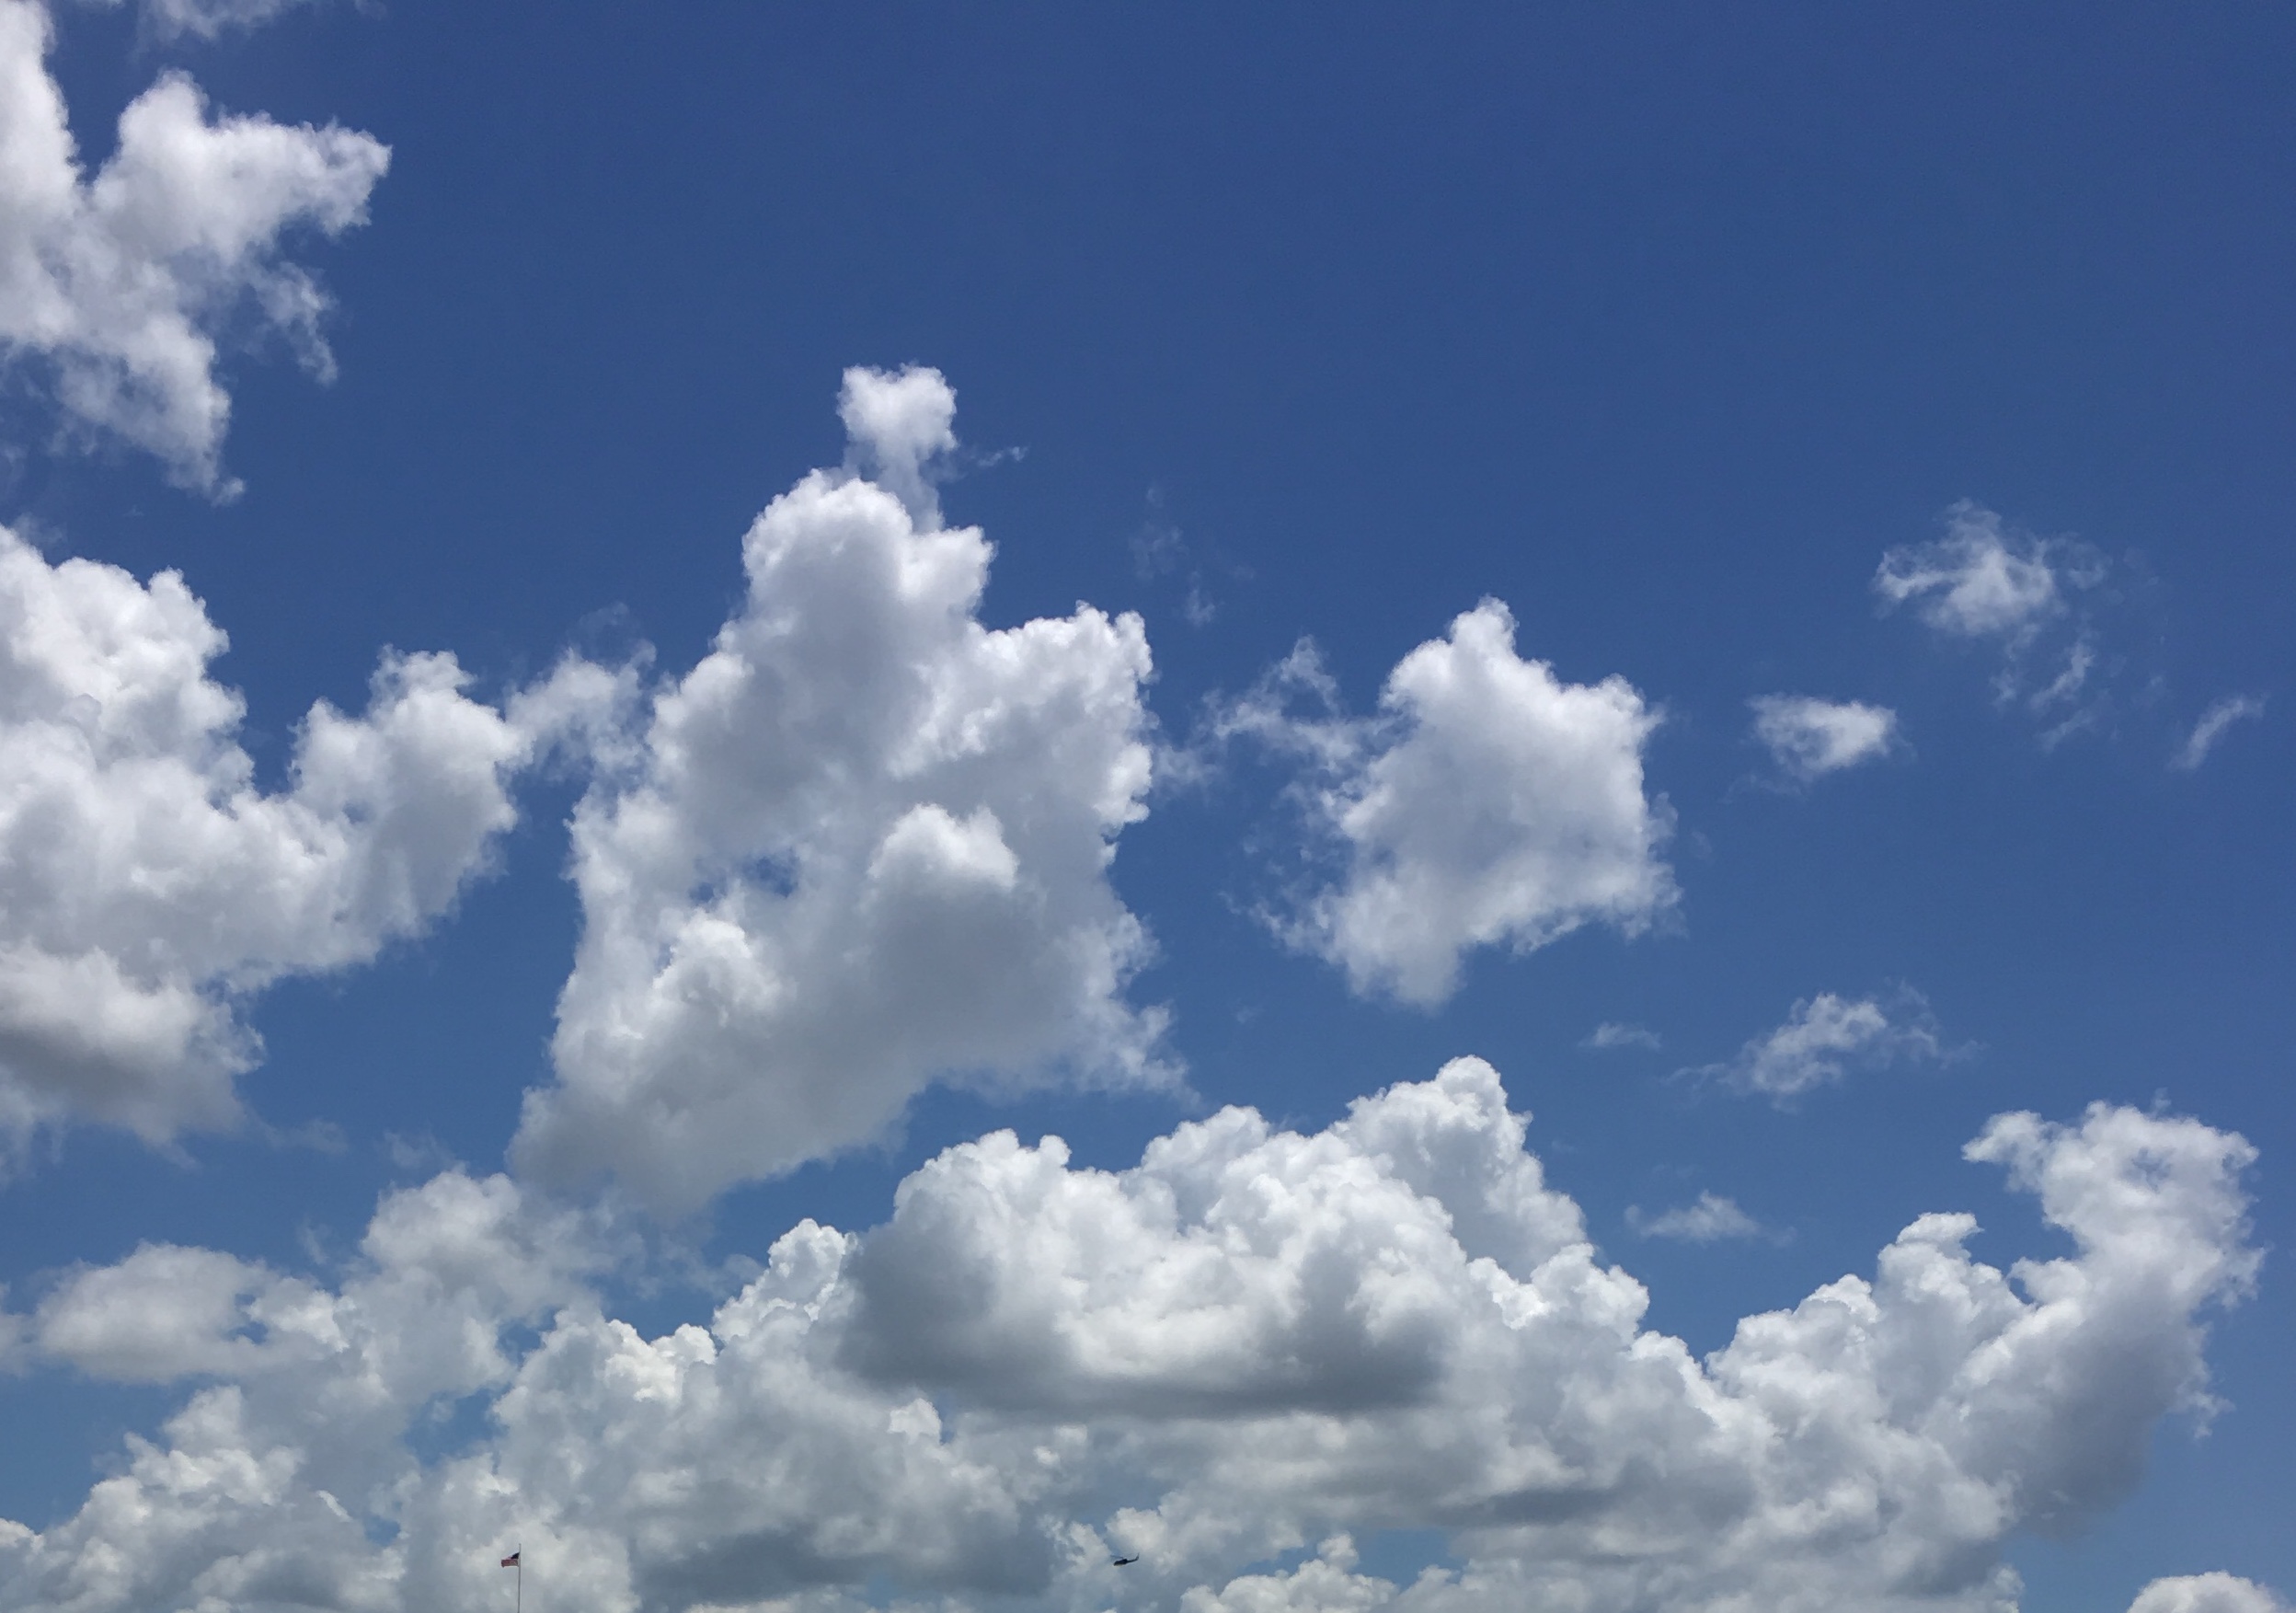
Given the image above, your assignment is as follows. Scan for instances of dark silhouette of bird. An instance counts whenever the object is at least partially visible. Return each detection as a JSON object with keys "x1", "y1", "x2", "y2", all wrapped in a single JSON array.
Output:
[{"x1": 1112, "y1": 1555, "x2": 1139, "y2": 1567}]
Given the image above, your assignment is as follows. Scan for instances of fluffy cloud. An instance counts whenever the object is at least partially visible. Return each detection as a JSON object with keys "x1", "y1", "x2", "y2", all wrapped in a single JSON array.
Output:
[
  {"x1": 1751, "y1": 693, "x2": 1900, "y2": 781},
  {"x1": 511, "y1": 367, "x2": 1168, "y2": 1215},
  {"x1": 2174, "y1": 695, "x2": 2266, "y2": 771},
  {"x1": 1223, "y1": 602, "x2": 1674, "y2": 1006},
  {"x1": 1627, "y1": 1191, "x2": 1768, "y2": 1243},
  {"x1": 6, "y1": 1167, "x2": 612, "y2": 1612},
  {"x1": 0, "y1": 524, "x2": 597, "y2": 1152},
  {"x1": 2128, "y1": 1575, "x2": 2290, "y2": 1613},
  {"x1": 1, "y1": 1061, "x2": 2267, "y2": 1613},
  {"x1": 0, "y1": 0, "x2": 387, "y2": 491},
  {"x1": 1693, "y1": 989, "x2": 1946, "y2": 1100}
]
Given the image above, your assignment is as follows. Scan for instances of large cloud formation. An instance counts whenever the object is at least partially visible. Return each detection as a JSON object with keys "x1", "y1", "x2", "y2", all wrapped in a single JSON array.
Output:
[
  {"x1": 0, "y1": 523, "x2": 602, "y2": 1153},
  {"x1": 511, "y1": 366, "x2": 1168, "y2": 1214},
  {"x1": 0, "y1": 0, "x2": 387, "y2": 492},
  {"x1": 1223, "y1": 604, "x2": 1674, "y2": 1006},
  {"x1": 0, "y1": 1059, "x2": 2269, "y2": 1612}
]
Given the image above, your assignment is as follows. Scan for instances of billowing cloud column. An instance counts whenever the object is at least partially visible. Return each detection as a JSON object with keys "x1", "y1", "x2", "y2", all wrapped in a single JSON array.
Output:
[{"x1": 514, "y1": 367, "x2": 1169, "y2": 1214}]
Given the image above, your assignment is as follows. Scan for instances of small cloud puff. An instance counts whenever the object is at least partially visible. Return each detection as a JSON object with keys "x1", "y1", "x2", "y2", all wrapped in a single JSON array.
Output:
[
  {"x1": 1691, "y1": 988, "x2": 1947, "y2": 1100},
  {"x1": 1750, "y1": 694, "x2": 1900, "y2": 782},
  {"x1": 1626, "y1": 1192, "x2": 1771, "y2": 1243},
  {"x1": 1583, "y1": 1021, "x2": 1661, "y2": 1051},
  {"x1": 1217, "y1": 601, "x2": 1675, "y2": 1007},
  {"x1": 1876, "y1": 501, "x2": 2079, "y2": 640}
]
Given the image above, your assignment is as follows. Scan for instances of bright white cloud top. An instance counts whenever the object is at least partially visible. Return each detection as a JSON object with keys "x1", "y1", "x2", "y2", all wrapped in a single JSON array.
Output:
[
  {"x1": 1226, "y1": 603, "x2": 1674, "y2": 1006},
  {"x1": 0, "y1": 524, "x2": 603, "y2": 1153},
  {"x1": 0, "y1": 1061, "x2": 2263, "y2": 1613},
  {"x1": 0, "y1": 0, "x2": 386, "y2": 492},
  {"x1": 512, "y1": 367, "x2": 1167, "y2": 1213},
  {"x1": 0, "y1": 4, "x2": 2286, "y2": 1604},
  {"x1": 2127, "y1": 1576, "x2": 2291, "y2": 1613},
  {"x1": 1751, "y1": 692, "x2": 1900, "y2": 781}
]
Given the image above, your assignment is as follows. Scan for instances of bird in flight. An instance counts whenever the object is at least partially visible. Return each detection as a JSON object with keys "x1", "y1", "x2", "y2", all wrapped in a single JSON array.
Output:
[{"x1": 1112, "y1": 1555, "x2": 1139, "y2": 1567}]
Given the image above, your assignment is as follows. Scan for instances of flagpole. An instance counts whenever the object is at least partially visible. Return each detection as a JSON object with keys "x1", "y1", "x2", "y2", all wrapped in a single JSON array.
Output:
[{"x1": 516, "y1": 1553, "x2": 522, "y2": 1613}]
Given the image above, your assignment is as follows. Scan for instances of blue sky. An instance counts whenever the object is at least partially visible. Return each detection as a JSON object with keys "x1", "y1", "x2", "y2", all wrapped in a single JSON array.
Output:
[{"x1": 0, "y1": 4, "x2": 2290, "y2": 1611}]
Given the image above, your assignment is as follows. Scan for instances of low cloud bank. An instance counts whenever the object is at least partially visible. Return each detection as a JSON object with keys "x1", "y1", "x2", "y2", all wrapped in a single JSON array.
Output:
[{"x1": 0, "y1": 1059, "x2": 2267, "y2": 1613}]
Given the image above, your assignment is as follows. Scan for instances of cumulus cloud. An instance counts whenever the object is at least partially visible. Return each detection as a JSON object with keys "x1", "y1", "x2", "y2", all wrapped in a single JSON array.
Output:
[
  {"x1": 1220, "y1": 602, "x2": 1674, "y2": 1006},
  {"x1": 1627, "y1": 1191, "x2": 1769, "y2": 1243},
  {"x1": 2174, "y1": 695, "x2": 2266, "y2": 772},
  {"x1": 0, "y1": 0, "x2": 387, "y2": 491},
  {"x1": 0, "y1": 1061, "x2": 2266, "y2": 1613},
  {"x1": 1693, "y1": 989, "x2": 1947, "y2": 1100},
  {"x1": 0, "y1": 524, "x2": 603, "y2": 1153},
  {"x1": 511, "y1": 366, "x2": 1169, "y2": 1216},
  {"x1": 2128, "y1": 1574, "x2": 2290, "y2": 1613},
  {"x1": 1750, "y1": 693, "x2": 1900, "y2": 782}
]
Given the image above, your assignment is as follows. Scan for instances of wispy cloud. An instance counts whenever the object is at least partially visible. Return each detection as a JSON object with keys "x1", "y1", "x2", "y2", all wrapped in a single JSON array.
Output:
[
  {"x1": 1626, "y1": 1192, "x2": 1774, "y2": 1243},
  {"x1": 1688, "y1": 989, "x2": 1949, "y2": 1101},
  {"x1": 1876, "y1": 502, "x2": 2115, "y2": 737},
  {"x1": 2174, "y1": 695, "x2": 2266, "y2": 772},
  {"x1": 1583, "y1": 1021, "x2": 1661, "y2": 1052}
]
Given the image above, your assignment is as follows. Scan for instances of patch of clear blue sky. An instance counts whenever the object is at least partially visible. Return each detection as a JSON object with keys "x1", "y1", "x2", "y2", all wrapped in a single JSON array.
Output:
[{"x1": 5, "y1": 5, "x2": 2292, "y2": 1606}]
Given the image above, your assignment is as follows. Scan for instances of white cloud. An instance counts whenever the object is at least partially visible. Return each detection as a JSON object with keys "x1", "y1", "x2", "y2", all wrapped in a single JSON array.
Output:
[
  {"x1": 0, "y1": 524, "x2": 594, "y2": 1153},
  {"x1": 2174, "y1": 695, "x2": 2266, "y2": 771},
  {"x1": 1750, "y1": 694, "x2": 1900, "y2": 781},
  {"x1": 1874, "y1": 503, "x2": 2116, "y2": 731},
  {"x1": 78, "y1": 0, "x2": 324, "y2": 41},
  {"x1": 1627, "y1": 1191, "x2": 1767, "y2": 1243},
  {"x1": 1876, "y1": 501, "x2": 2072, "y2": 639},
  {"x1": 0, "y1": 1062, "x2": 2266, "y2": 1613},
  {"x1": 1223, "y1": 602, "x2": 1674, "y2": 1006},
  {"x1": 511, "y1": 366, "x2": 1170, "y2": 1216},
  {"x1": 1583, "y1": 1020, "x2": 1660, "y2": 1051},
  {"x1": 1693, "y1": 989, "x2": 1946, "y2": 1100},
  {"x1": 0, "y1": 0, "x2": 387, "y2": 492},
  {"x1": 2128, "y1": 1574, "x2": 2290, "y2": 1613}
]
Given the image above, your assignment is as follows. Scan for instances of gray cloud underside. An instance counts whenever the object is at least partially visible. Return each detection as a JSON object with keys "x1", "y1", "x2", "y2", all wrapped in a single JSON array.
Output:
[{"x1": 0, "y1": 1060, "x2": 2267, "y2": 1613}]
